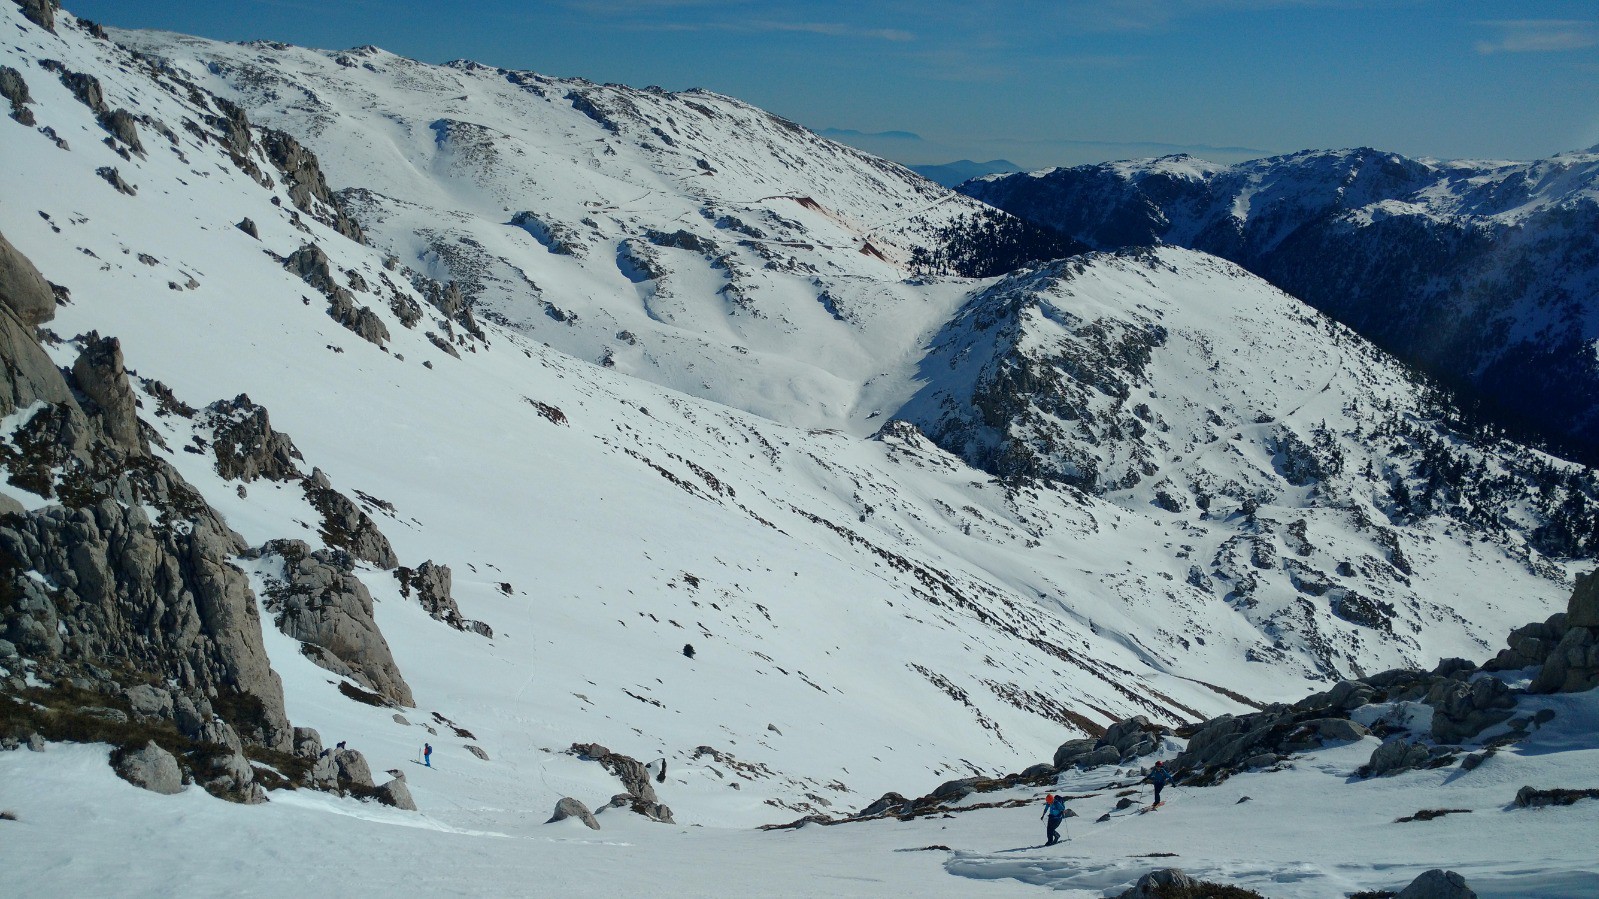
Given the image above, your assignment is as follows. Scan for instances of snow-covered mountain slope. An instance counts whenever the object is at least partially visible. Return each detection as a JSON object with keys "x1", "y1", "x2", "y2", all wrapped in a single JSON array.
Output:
[
  {"x1": 0, "y1": 0, "x2": 1591, "y2": 852},
  {"x1": 961, "y1": 148, "x2": 1599, "y2": 464},
  {"x1": 111, "y1": 27, "x2": 1080, "y2": 435}
]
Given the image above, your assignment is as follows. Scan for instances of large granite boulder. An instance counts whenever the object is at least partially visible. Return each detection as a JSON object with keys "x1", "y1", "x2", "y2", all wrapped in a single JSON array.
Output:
[
  {"x1": 113, "y1": 741, "x2": 183, "y2": 795},
  {"x1": 548, "y1": 797, "x2": 599, "y2": 829}
]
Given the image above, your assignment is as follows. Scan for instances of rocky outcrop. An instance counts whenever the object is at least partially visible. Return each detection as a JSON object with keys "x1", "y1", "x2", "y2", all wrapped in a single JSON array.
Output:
[
  {"x1": 1426, "y1": 676, "x2": 1515, "y2": 743},
  {"x1": 101, "y1": 108, "x2": 144, "y2": 156},
  {"x1": 1513, "y1": 785, "x2": 1599, "y2": 808},
  {"x1": 203, "y1": 395, "x2": 304, "y2": 482},
  {"x1": 0, "y1": 230, "x2": 60, "y2": 328},
  {"x1": 14, "y1": 0, "x2": 58, "y2": 33},
  {"x1": 302, "y1": 471, "x2": 398, "y2": 568},
  {"x1": 1115, "y1": 868, "x2": 1264, "y2": 899},
  {"x1": 569, "y1": 743, "x2": 673, "y2": 823},
  {"x1": 1052, "y1": 715, "x2": 1165, "y2": 771},
  {"x1": 0, "y1": 66, "x2": 34, "y2": 126},
  {"x1": 95, "y1": 166, "x2": 135, "y2": 195},
  {"x1": 327, "y1": 290, "x2": 391, "y2": 346},
  {"x1": 112, "y1": 741, "x2": 184, "y2": 795},
  {"x1": 394, "y1": 561, "x2": 491, "y2": 636},
  {"x1": 0, "y1": 237, "x2": 411, "y2": 809},
  {"x1": 1529, "y1": 571, "x2": 1599, "y2": 694},
  {"x1": 253, "y1": 539, "x2": 413, "y2": 707},
  {"x1": 71, "y1": 335, "x2": 146, "y2": 451},
  {"x1": 548, "y1": 797, "x2": 600, "y2": 829},
  {"x1": 856, "y1": 791, "x2": 909, "y2": 817},
  {"x1": 1395, "y1": 869, "x2": 1476, "y2": 899},
  {"x1": 260, "y1": 129, "x2": 364, "y2": 242},
  {"x1": 0, "y1": 331, "x2": 295, "y2": 761},
  {"x1": 283, "y1": 243, "x2": 387, "y2": 347},
  {"x1": 1360, "y1": 738, "x2": 1438, "y2": 778}
]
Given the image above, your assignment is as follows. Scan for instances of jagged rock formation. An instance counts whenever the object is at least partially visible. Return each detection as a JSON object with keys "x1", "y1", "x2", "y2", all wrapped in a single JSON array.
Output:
[
  {"x1": 302, "y1": 469, "x2": 398, "y2": 568},
  {"x1": 0, "y1": 65, "x2": 34, "y2": 125},
  {"x1": 283, "y1": 242, "x2": 390, "y2": 347},
  {"x1": 394, "y1": 561, "x2": 491, "y2": 637},
  {"x1": 13, "y1": 0, "x2": 57, "y2": 33},
  {"x1": 0, "y1": 234, "x2": 294, "y2": 796},
  {"x1": 252, "y1": 539, "x2": 414, "y2": 706},
  {"x1": 569, "y1": 742, "x2": 673, "y2": 823},
  {"x1": 203, "y1": 395, "x2": 305, "y2": 482},
  {"x1": 260, "y1": 129, "x2": 364, "y2": 242}
]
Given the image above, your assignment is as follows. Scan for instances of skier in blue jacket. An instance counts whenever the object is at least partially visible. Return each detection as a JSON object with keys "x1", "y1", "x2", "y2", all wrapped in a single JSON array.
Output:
[
  {"x1": 1041, "y1": 793, "x2": 1068, "y2": 845},
  {"x1": 1142, "y1": 761, "x2": 1172, "y2": 806}
]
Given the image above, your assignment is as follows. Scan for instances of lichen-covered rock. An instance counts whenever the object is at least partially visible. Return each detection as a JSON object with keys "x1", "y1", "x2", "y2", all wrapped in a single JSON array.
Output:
[
  {"x1": 301, "y1": 476, "x2": 398, "y2": 568},
  {"x1": 113, "y1": 741, "x2": 183, "y2": 795},
  {"x1": 254, "y1": 539, "x2": 413, "y2": 706},
  {"x1": 204, "y1": 395, "x2": 305, "y2": 482}
]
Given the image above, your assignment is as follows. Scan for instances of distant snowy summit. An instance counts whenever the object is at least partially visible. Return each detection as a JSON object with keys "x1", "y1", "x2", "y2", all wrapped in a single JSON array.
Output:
[{"x1": 961, "y1": 146, "x2": 1599, "y2": 465}]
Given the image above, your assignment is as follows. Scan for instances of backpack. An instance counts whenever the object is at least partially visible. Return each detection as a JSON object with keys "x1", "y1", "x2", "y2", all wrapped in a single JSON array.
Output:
[{"x1": 1047, "y1": 797, "x2": 1066, "y2": 817}]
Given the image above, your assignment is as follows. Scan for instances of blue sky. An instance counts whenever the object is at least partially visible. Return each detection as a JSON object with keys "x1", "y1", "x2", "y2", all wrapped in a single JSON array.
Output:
[{"x1": 69, "y1": 0, "x2": 1599, "y2": 169}]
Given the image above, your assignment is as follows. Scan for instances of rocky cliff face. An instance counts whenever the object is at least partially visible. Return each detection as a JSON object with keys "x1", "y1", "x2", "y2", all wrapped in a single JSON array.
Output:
[
  {"x1": 0, "y1": 230, "x2": 294, "y2": 777},
  {"x1": 0, "y1": 225, "x2": 411, "y2": 800},
  {"x1": 961, "y1": 148, "x2": 1599, "y2": 465}
]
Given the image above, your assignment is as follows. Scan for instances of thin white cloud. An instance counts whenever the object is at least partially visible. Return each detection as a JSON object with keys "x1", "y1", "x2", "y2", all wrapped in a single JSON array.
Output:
[{"x1": 1475, "y1": 19, "x2": 1597, "y2": 54}]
